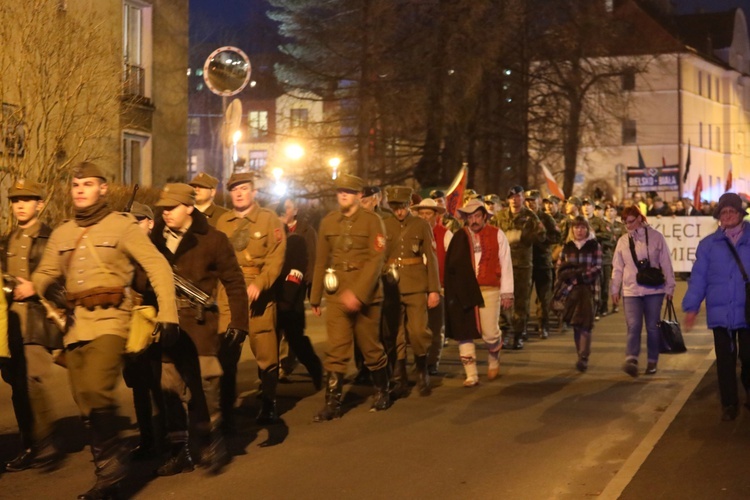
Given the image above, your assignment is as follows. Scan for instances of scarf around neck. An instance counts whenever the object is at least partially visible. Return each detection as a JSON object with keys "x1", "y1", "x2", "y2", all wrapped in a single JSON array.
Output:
[{"x1": 74, "y1": 200, "x2": 112, "y2": 227}]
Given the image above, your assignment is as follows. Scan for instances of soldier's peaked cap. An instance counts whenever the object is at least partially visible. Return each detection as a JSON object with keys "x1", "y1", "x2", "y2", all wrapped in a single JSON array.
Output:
[
  {"x1": 72, "y1": 162, "x2": 107, "y2": 181},
  {"x1": 227, "y1": 172, "x2": 255, "y2": 190},
  {"x1": 130, "y1": 201, "x2": 154, "y2": 220},
  {"x1": 507, "y1": 185, "x2": 525, "y2": 198},
  {"x1": 335, "y1": 174, "x2": 364, "y2": 192},
  {"x1": 386, "y1": 186, "x2": 413, "y2": 204},
  {"x1": 8, "y1": 179, "x2": 45, "y2": 199},
  {"x1": 155, "y1": 183, "x2": 196, "y2": 207},
  {"x1": 189, "y1": 172, "x2": 219, "y2": 189}
]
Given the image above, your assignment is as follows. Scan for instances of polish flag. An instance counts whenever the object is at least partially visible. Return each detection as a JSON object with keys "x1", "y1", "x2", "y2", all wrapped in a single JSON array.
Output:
[
  {"x1": 444, "y1": 165, "x2": 468, "y2": 217},
  {"x1": 541, "y1": 164, "x2": 565, "y2": 200},
  {"x1": 694, "y1": 175, "x2": 703, "y2": 211}
]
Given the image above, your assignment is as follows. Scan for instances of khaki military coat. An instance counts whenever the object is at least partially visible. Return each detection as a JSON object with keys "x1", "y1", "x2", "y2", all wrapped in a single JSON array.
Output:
[
  {"x1": 310, "y1": 206, "x2": 386, "y2": 306},
  {"x1": 383, "y1": 213, "x2": 440, "y2": 295},
  {"x1": 32, "y1": 212, "x2": 178, "y2": 346}
]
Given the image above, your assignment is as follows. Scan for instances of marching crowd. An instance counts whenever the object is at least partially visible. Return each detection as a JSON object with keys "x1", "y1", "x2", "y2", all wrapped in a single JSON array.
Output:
[{"x1": 0, "y1": 164, "x2": 749, "y2": 500}]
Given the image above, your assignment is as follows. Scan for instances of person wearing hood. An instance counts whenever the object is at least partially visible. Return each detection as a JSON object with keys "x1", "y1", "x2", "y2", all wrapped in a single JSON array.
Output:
[
  {"x1": 553, "y1": 216, "x2": 602, "y2": 372},
  {"x1": 683, "y1": 193, "x2": 750, "y2": 421}
]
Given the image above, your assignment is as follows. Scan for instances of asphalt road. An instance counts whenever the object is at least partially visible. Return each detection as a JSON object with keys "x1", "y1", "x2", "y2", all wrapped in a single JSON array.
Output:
[{"x1": 0, "y1": 282, "x2": 720, "y2": 499}]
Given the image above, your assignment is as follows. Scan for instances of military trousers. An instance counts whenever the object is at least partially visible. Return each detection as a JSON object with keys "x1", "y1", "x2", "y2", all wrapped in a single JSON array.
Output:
[
  {"x1": 66, "y1": 334, "x2": 126, "y2": 417},
  {"x1": 426, "y1": 295, "x2": 445, "y2": 367},
  {"x1": 501, "y1": 266, "x2": 533, "y2": 336},
  {"x1": 123, "y1": 342, "x2": 165, "y2": 445},
  {"x1": 162, "y1": 331, "x2": 219, "y2": 442},
  {"x1": 531, "y1": 266, "x2": 554, "y2": 330},
  {"x1": 248, "y1": 298, "x2": 279, "y2": 371},
  {"x1": 393, "y1": 292, "x2": 432, "y2": 360},
  {"x1": 324, "y1": 300, "x2": 388, "y2": 374}
]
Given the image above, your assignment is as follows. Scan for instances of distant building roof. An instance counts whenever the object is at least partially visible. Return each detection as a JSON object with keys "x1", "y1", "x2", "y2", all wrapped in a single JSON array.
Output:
[{"x1": 674, "y1": 10, "x2": 737, "y2": 53}]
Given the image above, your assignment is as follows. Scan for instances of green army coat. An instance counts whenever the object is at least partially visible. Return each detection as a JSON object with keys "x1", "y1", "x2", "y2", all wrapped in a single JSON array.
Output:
[
  {"x1": 493, "y1": 206, "x2": 546, "y2": 268},
  {"x1": 383, "y1": 213, "x2": 440, "y2": 295}
]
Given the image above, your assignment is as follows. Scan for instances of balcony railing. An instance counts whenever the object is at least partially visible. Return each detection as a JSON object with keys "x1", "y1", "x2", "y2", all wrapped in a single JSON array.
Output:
[{"x1": 123, "y1": 64, "x2": 145, "y2": 97}]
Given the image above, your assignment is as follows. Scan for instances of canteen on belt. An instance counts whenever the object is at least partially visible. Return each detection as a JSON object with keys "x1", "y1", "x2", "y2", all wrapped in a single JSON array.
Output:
[
  {"x1": 386, "y1": 263, "x2": 400, "y2": 284},
  {"x1": 324, "y1": 268, "x2": 339, "y2": 294}
]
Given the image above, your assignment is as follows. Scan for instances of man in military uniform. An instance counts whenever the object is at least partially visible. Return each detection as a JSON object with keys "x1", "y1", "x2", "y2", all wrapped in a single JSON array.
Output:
[
  {"x1": 524, "y1": 189, "x2": 561, "y2": 339},
  {"x1": 189, "y1": 172, "x2": 229, "y2": 227},
  {"x1": 151, "y1": 184, "x2": 248, "y2": 475},
  {"x1": 558, "y1": 196, "x2": 583, "y2": 243},
  {"x1": 496, "y1": 186, "x2": 546, "y2": 350},
  {"x1": 122, "y1": 201, "x2": 167, "y2": 461},
  {"x1": 361, "y1": 186, "x2": 393, "y2": 219},
  {"x1": 32, "y1": 162, "x2": 179, "y2": 500},
  {"x1": 277, "y1": 196, "x2": 318, "y2": 381},
  {"x1": 1, "y1": 180, "x2": 65, "y2": 471},
  {"x1": 310, "y1": 174, "x2": 391, "y2": 421},
  {"x1": 382, "y1": 186, "x2": 440, "y2": 397},
  {"x1": 216, "y1": 173, "x2": 286, "y2": 425},
  {"x1": 413, "y1": 198, "x2": 452, "y2": 375},
  {"x1": 483, "y1": 194, "x2": 500, "y2": 215},
  {"x1": 429, "y1": 189, "x2": 461, "y2": 233},
  {"x1": 588, "y1": 202, "x2": 616, "y2": 318},
  {"x1": 544, "y1": 195, "x2": 565, "y2": 225}
]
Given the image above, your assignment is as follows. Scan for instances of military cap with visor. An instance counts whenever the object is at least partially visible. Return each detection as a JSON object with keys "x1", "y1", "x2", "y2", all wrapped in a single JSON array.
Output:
[
  {"x1": 362, "y1": 185, "x2": 381, "y2": 197},
  {"x1": 386, "y1": 186, "x2": 413, "y2": 205},
  {"x1": 130, "y1": 201, "x2": 154, "y2": 220},
  {"x1": 507, "y1": 185, "x2": 525, "y2": 199},
  {"x1": 189, "y1": 172, "x2": 220, "y2": 190},
  {"x1": 227, "y1": 172, "x2": 255, "y2": 190},
  {"x1": 72, "y1": 161, "x2": 107, "y2": 181},
  {"x1": 155, "y1": 183, "x2": 196, "y2": 207},
  {"x1": 483, "y1": 194, "x2": 501, "y2": 206},
  {"x1": 335, "y1": 173, "x2": 365, "y2": 193},
  {"x1": 8, "y1": 179, "x2": 45, "y2": 199},
  {"x1": 524, "y1": 189, "x2": 541, "y2": 199}
]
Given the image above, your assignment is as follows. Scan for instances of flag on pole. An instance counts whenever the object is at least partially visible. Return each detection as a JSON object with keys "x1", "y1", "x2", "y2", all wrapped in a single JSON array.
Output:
[
  {"x1": 638, "y1": 147, "x2": 647, "y2": 170},
  {"x1": 444, "y1": 165, "x2": 468, "y2": 217},
  {"x1": 694, "y1": 174, "x2": 703, "y2": 211},
  {"x1": 726, "y1": 168, "x2": 733, "y2": 192},
  {"x1": 682, "y1": 142, "x2": 691, "y2": 183},
  {"x1": 541, "y1": 164, "x2": 565, "y2": 200},
  {"x1": 662, "y1": 156, "x2": 666, "y2": 168}
]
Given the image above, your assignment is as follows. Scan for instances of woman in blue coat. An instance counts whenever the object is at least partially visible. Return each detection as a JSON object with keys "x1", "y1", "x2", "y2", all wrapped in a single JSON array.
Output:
[{"x1": 683, "y1": 193, "x2": 750, "y2": 421}]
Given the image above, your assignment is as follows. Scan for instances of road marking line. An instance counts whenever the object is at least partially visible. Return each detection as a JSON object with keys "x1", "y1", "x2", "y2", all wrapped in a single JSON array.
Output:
[{"x1": 598, "y1": 345, "x2": 716, "y2": 499}]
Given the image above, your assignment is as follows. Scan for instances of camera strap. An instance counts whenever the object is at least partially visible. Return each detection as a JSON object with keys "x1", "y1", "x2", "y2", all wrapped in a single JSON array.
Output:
[
  {"x1": 724, "y1": 239, "x2": 749, "y2": 283},
  {"x1": 628, "y1": 227, "x2": 651, "y2": 268}
]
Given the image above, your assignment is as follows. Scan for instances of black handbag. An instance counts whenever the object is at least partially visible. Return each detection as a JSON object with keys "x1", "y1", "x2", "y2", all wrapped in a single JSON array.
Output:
[
  {"x1": 659, "y1": 298, "x2": 686, "y2": 354},
  {"x1": 629, "y1": 229, "x2": 666, "y2": 287},
  {"x1": 723, "y1": 240, "x2": 750, "y2": 324}
]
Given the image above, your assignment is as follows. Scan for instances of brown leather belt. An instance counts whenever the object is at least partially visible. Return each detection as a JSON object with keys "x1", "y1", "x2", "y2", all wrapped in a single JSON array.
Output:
[
  {"x1": 332, "y1": 261, "x2": 365, "y2": 272},
  {"x1": 386, "y1": 257, "x2": 422, "y2": 266},
  {"x1": 67, "y1": 286, "x2": 125, "y2": 310}
]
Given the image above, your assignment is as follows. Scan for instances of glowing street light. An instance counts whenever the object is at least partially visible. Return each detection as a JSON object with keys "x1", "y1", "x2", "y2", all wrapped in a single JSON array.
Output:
[
  {"x1": 328, "y1": 157, "x2": 341, "y2": 180},
  {"x1": 232, "y1": 130, "x2": 242, "y2": 163},
  {"x1": 272, "y1": 167, "x2": 287, "y2": 196},
  {"x1": 284, "y1": 143, "x2": 305, "y2": 161}
]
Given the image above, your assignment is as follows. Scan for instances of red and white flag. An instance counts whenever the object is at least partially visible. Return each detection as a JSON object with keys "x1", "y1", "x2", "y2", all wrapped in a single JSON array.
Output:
[
  {"x1": 541, "y1": 165, "x2": 565, "y2": 200},
  {"x1": 444, "y1": 165, "x2": 468, "y2": 217},
  {"x1": 694, "y1": 175, "x2": 703, "y2": 211}
]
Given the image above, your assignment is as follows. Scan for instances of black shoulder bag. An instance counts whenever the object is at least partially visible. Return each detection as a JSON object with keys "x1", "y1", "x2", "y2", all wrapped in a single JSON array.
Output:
[
  {"x1": 629, "y1": 228, "x2": 665, "y2": 287},
  {"x1": 723, "y1": 239, "x2": 750, "y2": 324}
]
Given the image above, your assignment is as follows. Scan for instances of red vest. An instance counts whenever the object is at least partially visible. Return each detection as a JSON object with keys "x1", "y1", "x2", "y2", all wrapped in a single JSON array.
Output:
[
  {"x1": 433, "y1": 223, "x2": 448, "y2": 286},
  {"x1": 471, "y1": 225, "x2": 502, "y2": 287}
]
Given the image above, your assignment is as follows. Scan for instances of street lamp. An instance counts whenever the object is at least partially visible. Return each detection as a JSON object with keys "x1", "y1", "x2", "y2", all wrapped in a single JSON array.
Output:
[
  {"x1": 284, "y1": 143, "x2": 305, "y2": 162},
  {"x1": 272, "y1": 167, "x2": 287, "y2": 196},
  {"x1": 328, "y1": 157, "x2": 341, "y2": 180},
  {"x1": 232, "y1": 130, "x2": 242, "y2": 165}
]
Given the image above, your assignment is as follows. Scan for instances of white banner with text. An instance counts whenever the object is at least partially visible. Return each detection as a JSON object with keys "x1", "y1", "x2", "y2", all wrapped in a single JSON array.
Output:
[{"x1": 647, "y1": 217, "x2": 718, "y2": 273}]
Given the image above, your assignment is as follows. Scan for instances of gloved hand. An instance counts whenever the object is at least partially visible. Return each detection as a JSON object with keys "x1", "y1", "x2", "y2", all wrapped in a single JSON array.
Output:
[
  {"x1": 158, "y1": 322, "x2": 181, "y2": 348},
  {"x1": 223, "y1": 328, "x2": 248, "y2": 350}
]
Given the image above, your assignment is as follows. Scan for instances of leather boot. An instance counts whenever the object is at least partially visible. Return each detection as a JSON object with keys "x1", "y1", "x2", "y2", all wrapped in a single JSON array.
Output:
[
  {"x1": 414, "y1": 356, "x2": 431, "y2": 397},
  {"x1": 155, "y1": 442, "x2": 194, "y2": 476},
  {"x1": 256, "y1": 367, "x2": 280, "y2": 425},
  {"x1": 313, "y1": 372, "x2": 343, "y2": 422},
  {"x1": 200, "y1": 426, "x2": 230, "y2": 475},
  {"x1": 78, "y1": 409, "x2": 127, "y2": 500},
  {"x1": 370, "y1": 368, "x2": 393, "y2": 412},
  {"x1": 390, "y1": 359, "x2": 410, "y2": 399}
]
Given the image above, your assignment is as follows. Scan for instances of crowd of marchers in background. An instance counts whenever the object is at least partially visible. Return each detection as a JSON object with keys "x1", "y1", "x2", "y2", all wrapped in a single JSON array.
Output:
[{"x1": 1, "y1": 166, "x2": 749, "y2": 500}]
